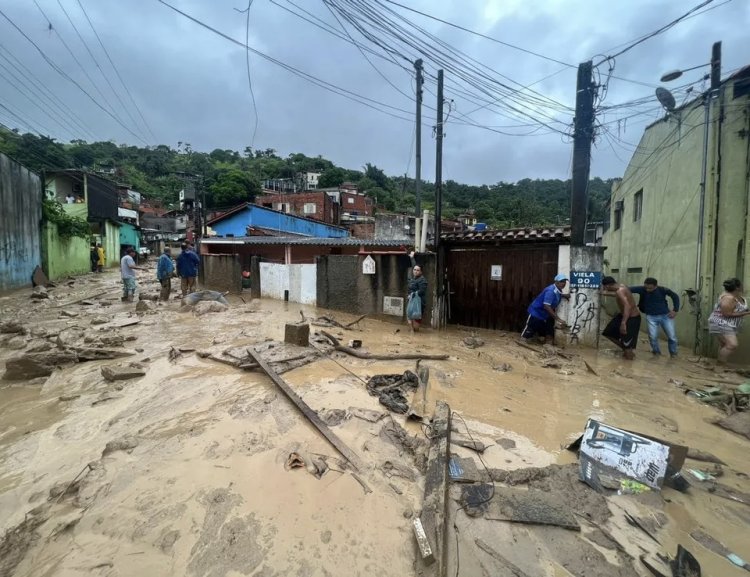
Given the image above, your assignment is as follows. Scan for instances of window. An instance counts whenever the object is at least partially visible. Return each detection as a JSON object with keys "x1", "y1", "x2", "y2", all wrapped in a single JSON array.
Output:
[
  {"x1": 633, "y1": 189, "x2": 643, "y2": 222},
  {"x1": 611, "y1": 268, "x2": 619, "y2": 273},
  {"x1": 614, "y1": 200, "x2": 623, "y2": 231},
  {"x1": 627, "y1": 267, "x2": 643, "y2": 273},
  {"x1": 347, "y1": 197, "x2": 355, "y2": 204},
  {"x1": 303, "y1": 203, "x2": 317, "y2": 214}
]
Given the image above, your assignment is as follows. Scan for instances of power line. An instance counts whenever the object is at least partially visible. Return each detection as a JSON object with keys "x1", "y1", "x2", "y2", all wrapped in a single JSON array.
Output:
[
  {"x1": 0, "y1": 5, "x2": 148, "y2": 143},
  {"x1": 54, "y1": 0, "x2": 148, "y2": 142},
  {"x1": 236, "y1": 0, "x2": 259, "y2": 148},
  {"x1": 0, "y1": 42, "x2": 96, "y2": 140},
  {"x1": 593, "y1": 0, "x2": 719, "y2": 66},
  {"x1": 381, "y1": 0, "x2": 576, "y2": 69},
  {"x1": 75, "y1": 0, "x2": 157, "y2": 142}
]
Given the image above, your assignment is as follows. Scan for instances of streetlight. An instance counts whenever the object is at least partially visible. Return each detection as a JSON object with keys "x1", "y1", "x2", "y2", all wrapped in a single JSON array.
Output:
[{"x1": 657, "y1": 41, "x2": 721, "y2": 354}]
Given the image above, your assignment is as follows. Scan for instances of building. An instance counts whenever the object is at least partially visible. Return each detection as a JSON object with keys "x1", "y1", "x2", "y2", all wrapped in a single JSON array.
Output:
[
  {"x1": 300, "y1": 171, "x2": 321, "y2": 190},
  {"x1": 256, "y1": 191, "x2": 339, "y2": 224},
  {"x1": 207, "y1": 203, "x2": 349, "y2": 239},
  {"x1": 45, "y1": 170, "x2": 120, "y2": 270},
  {"x1": 374, "y1": 212, "x2": 435, "y2": 245},
  {"x1": 603, "y1": 65, "x2": 750, "y2": 359}
]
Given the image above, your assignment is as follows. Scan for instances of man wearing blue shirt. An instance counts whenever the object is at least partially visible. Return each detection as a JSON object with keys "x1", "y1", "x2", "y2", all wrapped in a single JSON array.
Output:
[
  {"x1": 157, "y1": 247, "x2": 175, "y2": 301},
  {"x1": 630, "y1": 277, "x2": 680, "y2": 357},
  {"x1": 177, "y1": 243, "x2": 201, "y2": 297},
  {"x1": 521, "y1": 274, "x2": 570, "y2": 344}
]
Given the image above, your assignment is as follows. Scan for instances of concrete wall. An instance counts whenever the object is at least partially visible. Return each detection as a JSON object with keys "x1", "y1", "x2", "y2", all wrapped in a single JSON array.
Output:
[
  {"x1": 41, "y1": 222, "x2": 90, "y2": 280},
  {"x1": 211, "y1": 204, "x2": 349, "y2": 238},
  {"x1": 316, "y1": 253, "x2": 435, "y2": 324},
  {"x1": 200, "y1": 254, "x2": 241, "y2": 293},
  {"x1": 260, "y1": 263, "x2": 317, "y2": 304},
  {"x1": 0, "y1": 153, "x2": 42, "y2": 291},
  {"x1": 564, "y1": 246, "x2": 604, "y2": 348},
  {"x1": 603, "y1": 77, "x2": 750, "y2": 361},
  {"x1": 103, "y1": 220, "x2": 120, "y2": 269},
  {"x1": 119, "y1": 223, "x2": 140, "y2": 252}
]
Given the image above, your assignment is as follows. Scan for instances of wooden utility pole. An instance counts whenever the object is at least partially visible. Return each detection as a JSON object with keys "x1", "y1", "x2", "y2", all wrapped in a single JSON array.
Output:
[
  {"x1": 414, "y1": 59, "x2": 423, "y2": 217},
  {"x1": 570, "y1": 61, "x2": 595, "y2": 246},
  {"x1": 434, "y1": 69, "x2": 444, "y2": 246}
]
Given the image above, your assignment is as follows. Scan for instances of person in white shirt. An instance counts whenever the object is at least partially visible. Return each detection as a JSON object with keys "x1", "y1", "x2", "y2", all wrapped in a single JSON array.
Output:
[
  {"x1": 120, "y1": 247, "x2": 142, "y2": 302},
  {"x1": 65, "y1": 194, "x2": 75, "y2": 204}
]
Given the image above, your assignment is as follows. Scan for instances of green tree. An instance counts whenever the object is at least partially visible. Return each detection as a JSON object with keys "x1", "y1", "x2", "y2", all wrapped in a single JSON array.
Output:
[{"x1": 210, "y1": 169, "x2": 260, "y2": 207}]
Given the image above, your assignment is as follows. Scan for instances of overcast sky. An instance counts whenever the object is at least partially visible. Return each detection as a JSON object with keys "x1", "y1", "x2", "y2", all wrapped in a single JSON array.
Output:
[{"x1": 1, "y1": 0, "x2": 748, "y2": 185}]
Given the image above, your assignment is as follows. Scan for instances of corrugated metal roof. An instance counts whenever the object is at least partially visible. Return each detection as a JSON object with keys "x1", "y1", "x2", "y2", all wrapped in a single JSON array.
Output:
[
  {"x1": 201, "y1": 236, "x2": 407, "y2": 247},
  {"x1": 441, "y1": 226, "x2": 570, "y2": 243}
]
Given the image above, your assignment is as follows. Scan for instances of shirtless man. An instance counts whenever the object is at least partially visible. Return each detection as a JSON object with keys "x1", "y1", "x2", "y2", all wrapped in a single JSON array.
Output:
[{"x1": 601, "y1": 276, "x2": 641, "y2": 360}]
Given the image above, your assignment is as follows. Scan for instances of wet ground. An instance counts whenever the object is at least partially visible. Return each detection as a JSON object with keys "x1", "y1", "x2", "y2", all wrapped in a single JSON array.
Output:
[{"x1": 1, "y1": 268, "x2": 748, "y2": 577}]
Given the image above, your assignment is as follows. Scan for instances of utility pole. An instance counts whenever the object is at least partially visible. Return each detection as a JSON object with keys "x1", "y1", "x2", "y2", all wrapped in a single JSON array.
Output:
[
  {"x1": 434, "y1": 69, "x2": 444, "y2": 247},
  {"x1": 414, "y1": 59, "x2": 423, "y2": 217},
  {"x1": 570, "y1": 60, "x2": 595, "y2": 246}
]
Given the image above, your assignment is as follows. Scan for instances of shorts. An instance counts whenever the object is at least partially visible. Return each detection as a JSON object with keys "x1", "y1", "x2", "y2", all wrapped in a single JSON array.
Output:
[
  {"x1": 521, "y1": 314, "x2": 555, "y2": 339},
  {"x1": 122, "y1": 277, "x2": 137, "y2": 294},
  {"x1": 602, "y1": 314, "x2": 641, "y2": 349}
]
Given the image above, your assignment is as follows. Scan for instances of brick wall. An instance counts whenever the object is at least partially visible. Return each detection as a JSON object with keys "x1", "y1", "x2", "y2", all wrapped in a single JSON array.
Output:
[
  {"x1": 340, "y1": 191, "x2": 373, "y2": 216},
  {"x1": 256, "y1": 191, "x2": 336, "y2": 224}
]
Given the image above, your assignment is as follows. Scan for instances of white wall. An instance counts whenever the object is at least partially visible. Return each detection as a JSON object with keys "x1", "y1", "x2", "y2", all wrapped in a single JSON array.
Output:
[{"x1": 260, "y1": 263, "x2": 317, "y2": 305}]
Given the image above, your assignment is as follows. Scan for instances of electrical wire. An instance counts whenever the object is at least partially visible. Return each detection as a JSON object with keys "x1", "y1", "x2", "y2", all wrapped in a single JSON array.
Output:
[
  {"x1": 236, "y1": 0, "x2": 260, "y2": 148},
  {"x1": 75, "y1": 0, "x2": 157, "y2": 142},
  {"x1": 0, "y1": 6, "x2": 149, "y2": 144}
]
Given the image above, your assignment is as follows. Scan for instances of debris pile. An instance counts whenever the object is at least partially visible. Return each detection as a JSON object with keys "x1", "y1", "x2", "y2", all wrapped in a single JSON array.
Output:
[{"x1": 366, "y1": 371, "x2": 419, "y2": 414}]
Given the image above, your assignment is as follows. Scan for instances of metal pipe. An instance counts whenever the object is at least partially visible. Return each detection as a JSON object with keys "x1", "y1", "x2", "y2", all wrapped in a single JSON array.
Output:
[
  {"x1": 421, "y1": 209, "x2": 429, "y2": 252},
  {"x1": 414, "y1": 216, "x2": 422, "y2": 253},
  {"x1": 696, "y1": 93, "x2": 710, "y2": 292}
]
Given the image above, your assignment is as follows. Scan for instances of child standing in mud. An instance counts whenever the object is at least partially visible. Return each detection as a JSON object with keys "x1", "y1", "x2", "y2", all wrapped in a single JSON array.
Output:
[{"x1": 407, "y1": 251, "x2": 427, "y2": 332}]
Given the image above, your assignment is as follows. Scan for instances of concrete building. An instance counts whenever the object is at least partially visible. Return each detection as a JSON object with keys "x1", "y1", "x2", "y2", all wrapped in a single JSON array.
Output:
[
  {"x1": 603, "y1": 65, "x2": 750, "y2": 359},
  {"x1": 45, "y1": 170, "x2": 120, "y2": 271},
  {"x1": 257, "y1": 191, "x2": 339, "y2": 224}
]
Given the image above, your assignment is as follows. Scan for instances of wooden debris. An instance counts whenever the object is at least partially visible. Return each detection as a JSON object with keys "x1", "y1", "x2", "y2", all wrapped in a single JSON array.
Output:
[
  {"x1": 408, "y1": 362, "x2": 429, "y2": 422},
  {"x1": 690, "y1": 529, "x2": 750, "y2": 572},
  {"x1": 686, "y1": 448, "x2": 726, "y2": 465},
  {"x1": 484, "y1": 487, "x2": 579, "y2": 530},
  {"x1": 450, "y1": 435, "x2": 486, "y2": 453},
  {"x1": 350, "y1": 472, "x2": 372, "y2": 495},
  {"x1": 583, "y1": 360, "x2": 599, "y2": 376},
  {"x1": 247, "y1": 348, "x2": 363, "y2": 472},
  {"x1": 412, "y1": 517, "x2": 435, "y2": 564},
  {"x1": 69, "y1": 347, "x2": 136, "y2": 361},
  {"x1": 417, "y1": 402, "x2": 451, "y2": 577},
  {"x1": 321, "y1": 331, "x2": 449, "y2": 361}
]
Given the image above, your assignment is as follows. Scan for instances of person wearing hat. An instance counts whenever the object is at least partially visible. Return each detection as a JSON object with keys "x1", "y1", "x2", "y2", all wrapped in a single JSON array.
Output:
[
  {"x1": 521, "y1": 274, "x2": 570, "y2": 344},
  {"x1": 157, "y1": 247, "x2": 175, "y2": 301}
]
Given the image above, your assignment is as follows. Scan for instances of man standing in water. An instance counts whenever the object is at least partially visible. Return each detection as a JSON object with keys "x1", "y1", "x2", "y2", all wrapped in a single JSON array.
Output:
[
  {"x1": 120, "y1": 247, "x2": 141, "y2": 302},
  {"x1": 521, "y1": 274, "x2": 570, "y2": 345},
  {"x1": 630, "y1": 277, "x2": 680, "y2": 358},
  {"x1": 601, "y1": 276, "x2": 642, "y2": 360},
  {"x1": 157, "y1": 247, "x2": 175, "y2": 301}
]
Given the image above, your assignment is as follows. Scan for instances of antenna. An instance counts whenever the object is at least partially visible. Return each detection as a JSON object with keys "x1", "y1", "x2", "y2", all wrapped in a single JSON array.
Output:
[{"x1": 655, "y1": 87, "x2": 676, "y2": 112}]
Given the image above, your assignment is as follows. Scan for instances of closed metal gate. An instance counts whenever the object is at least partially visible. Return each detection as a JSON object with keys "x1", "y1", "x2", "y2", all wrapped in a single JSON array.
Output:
[{"x1": 446, "y1": 244, "x2": 560, "y2": 331}]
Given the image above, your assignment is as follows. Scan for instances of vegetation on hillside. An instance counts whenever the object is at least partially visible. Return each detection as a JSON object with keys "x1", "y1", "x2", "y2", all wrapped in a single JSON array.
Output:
[{"x1": 0, "y1": 129, "x2": 613, "y2": 228}]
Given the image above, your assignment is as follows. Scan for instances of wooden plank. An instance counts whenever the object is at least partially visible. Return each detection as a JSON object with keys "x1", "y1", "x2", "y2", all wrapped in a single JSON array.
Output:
[
  {"x1": 407, "y1": 363, "x2": 429, "y2": 421},
  {"x1": 55, "y1": 289, "x2": 117, "y2": 308},
  {"x1": 246, "y1": 348, "x2": 363, "y2": 472},
  {"x1": 417, "y1": 401, "x2": 451, "y2": 577}
]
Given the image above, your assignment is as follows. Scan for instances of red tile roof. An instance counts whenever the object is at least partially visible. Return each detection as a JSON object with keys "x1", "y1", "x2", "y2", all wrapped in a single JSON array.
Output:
[{"x1": 441, "y1": 226, "x2": 570, "y2": 243}]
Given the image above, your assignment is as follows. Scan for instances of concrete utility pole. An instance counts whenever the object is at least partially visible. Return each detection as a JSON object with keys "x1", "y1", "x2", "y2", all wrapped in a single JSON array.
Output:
[
  {"x1": 434, "y1": 69, "x2": 444, "y2": 248},
  {"x1": 570, "y1": 60, "x2": 595, "y2": 246},
  {"x1": 414, "y1": 59, "x2": 423, "y2": 217}
]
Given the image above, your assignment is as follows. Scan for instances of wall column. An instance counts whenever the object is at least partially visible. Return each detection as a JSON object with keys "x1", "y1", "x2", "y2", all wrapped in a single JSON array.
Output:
[{"x1": 566, "y1": 246, "x2": 604, "y2": 348}]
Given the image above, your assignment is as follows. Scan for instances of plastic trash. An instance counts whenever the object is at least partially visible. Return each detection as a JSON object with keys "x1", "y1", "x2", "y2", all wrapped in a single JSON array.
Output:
[{"x1": 406, "y1": 292, "x2": 422, "y2": 321}]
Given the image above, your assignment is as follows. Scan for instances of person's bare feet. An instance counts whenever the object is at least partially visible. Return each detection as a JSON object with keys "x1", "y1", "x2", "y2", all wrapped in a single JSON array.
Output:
[{"x1": 623, "y1": 350, "x2": 635, "y2": 361}]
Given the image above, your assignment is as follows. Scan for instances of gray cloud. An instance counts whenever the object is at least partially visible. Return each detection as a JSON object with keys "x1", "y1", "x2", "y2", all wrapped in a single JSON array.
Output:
[{"x1": 1, "y1": 0, "x2": 748, "y2": 184}]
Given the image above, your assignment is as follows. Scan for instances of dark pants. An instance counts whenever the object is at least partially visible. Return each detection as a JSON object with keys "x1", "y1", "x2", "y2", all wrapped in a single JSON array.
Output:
[
  {"x1": 160, "y1": 278, "x2": 171, "y2": 301},
  {"x1": 602, "y1": 314, "x2": 641, "y2": 349},
  {"x1": 521, "y1": 315, "x2": 555, "y2": 339}
]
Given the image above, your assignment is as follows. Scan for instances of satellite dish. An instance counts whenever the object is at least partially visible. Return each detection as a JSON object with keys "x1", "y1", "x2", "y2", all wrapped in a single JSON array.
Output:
[{"x1": 656, "y1": 87, "x2": 676, "y2": 112}]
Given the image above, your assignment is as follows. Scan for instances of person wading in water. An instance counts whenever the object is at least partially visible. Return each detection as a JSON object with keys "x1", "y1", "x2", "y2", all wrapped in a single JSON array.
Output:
[{"x1": 407, "y1": 251, "x2": 427, "y2": 332}]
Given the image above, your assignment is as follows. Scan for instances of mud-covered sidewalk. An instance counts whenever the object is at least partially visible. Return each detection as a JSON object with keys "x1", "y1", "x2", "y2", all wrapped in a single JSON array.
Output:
[{"x1": 1, "y1": 268, "x2": 749, "y2": 577}]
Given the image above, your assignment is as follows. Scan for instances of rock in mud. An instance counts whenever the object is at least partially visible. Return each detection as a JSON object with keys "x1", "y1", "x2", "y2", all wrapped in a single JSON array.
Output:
[
  {"x1": 90, "y1": 315, "x2": 109, "y2": 325},
  {"x1": 194, "y1": 301, "x2": 229, "y2": 316},
  {"x1": 496, "y1": 438, "x2": 517, "y2": 450},
  {"x1": 60, "y1": 310, "x2": 78, "y2": 318},
  {"x1": 135, "y1": 300, "x2": 157, "y2": 313},
  {"x1": 30, "y1": 286, "x2": 49, "y2": 299},
  {"x1": 3, "y1": 350, "x2": 78, "y2": 381},
  {"x1": 6, "y1": 336, "x2": 27, "y2": 350},
  {"x1": 463, "y1": 336, "x2": 485, "y2": 349},
  {"x1": 318, "y1": 408, "x2": 349, "y2": 426},
  {"x1": 102, "y1": 436, "x2": 139, "y2": 456},
  {"x1": 27, "y1": 340, "x2": 53, "y2": 353},
  {"x1": 0, "y1": 320, "x2": 27, "y2": 335},
  {"x1": 101, "y1": 363, "x2": 146, "y2": 382}
]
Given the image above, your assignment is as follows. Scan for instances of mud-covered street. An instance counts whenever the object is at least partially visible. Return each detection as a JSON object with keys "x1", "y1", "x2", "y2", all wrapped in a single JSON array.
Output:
[{"x1": 1, "y1": 267, "x2": 749, "y2": 577}]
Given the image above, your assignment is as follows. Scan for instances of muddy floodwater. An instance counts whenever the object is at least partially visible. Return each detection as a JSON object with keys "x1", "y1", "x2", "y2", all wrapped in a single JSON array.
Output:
[{"x1": 1, "y1": 269, "x2": 748, "y2": 577}]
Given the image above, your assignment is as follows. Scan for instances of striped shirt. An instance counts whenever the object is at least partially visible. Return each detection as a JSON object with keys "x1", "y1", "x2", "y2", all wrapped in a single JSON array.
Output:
[{"x1": 708, "y1": 295, "x2": 748, "y2": 331}]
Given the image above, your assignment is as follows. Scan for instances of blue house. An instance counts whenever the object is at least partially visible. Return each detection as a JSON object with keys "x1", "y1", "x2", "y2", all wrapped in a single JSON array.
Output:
[{"x1": 208, "y1": 203, "x2": 349, "y2": 238}]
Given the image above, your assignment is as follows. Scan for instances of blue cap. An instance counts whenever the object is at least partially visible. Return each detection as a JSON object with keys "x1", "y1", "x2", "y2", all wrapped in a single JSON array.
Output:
[{"x1": 554, "y1": 274, "x2": 568, "y2": 282}]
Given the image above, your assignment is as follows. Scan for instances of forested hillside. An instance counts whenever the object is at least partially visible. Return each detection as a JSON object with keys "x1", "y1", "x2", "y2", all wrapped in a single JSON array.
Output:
[{"x1": 0, "y1": 129, "x2": 613, "y2": 228}]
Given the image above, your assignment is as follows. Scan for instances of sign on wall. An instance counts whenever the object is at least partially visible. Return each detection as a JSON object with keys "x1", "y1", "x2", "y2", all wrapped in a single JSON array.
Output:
[
  {"x1": 490, "y1": 265, "x2": 503, "y2": 281},
  {"x1": 383, "y1": 296, "x2": 404, "y2": 316},
  {"x1": 571, "y1": 271, "x2": 602, "y2": 289},
  {"x1": 362, "y1": 255, "x2": 376, "y2": 275}
]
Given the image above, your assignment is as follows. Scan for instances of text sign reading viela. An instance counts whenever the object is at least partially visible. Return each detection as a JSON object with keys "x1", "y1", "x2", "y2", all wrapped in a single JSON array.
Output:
[{"x1": 570, "y1": 271, "x2": 602, "y2": 289}]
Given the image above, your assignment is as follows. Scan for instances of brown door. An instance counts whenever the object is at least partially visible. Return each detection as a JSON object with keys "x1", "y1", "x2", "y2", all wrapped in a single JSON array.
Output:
[{"x1": 446, "y1": 244, "x2": 560, "y2": 331}]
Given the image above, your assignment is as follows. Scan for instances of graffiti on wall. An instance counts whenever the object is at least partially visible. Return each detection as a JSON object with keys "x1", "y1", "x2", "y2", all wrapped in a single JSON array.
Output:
[{"x1": 569, "y1": 288, "x2": 598, "y2": 343}]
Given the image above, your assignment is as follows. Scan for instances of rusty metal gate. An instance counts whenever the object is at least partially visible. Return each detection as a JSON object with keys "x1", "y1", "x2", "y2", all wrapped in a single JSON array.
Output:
[{"x1": 446, "y1": 244, "x2": 560, "y2": 331}]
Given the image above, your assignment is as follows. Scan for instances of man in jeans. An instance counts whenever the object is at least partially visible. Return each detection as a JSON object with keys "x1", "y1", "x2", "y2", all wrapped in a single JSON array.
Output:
[
  {"x1": 176, "y1": 243, "x2": 200, "y2": 297},
  {"x1": 157, "y1": 247, "x2": 175, "y2": 301},
  {"x1": 630, "y1": 277, "x2": 680, "y2": 357},
  {"x1": 120, "y1": 247, "x2": 141, "y2": 302}
]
